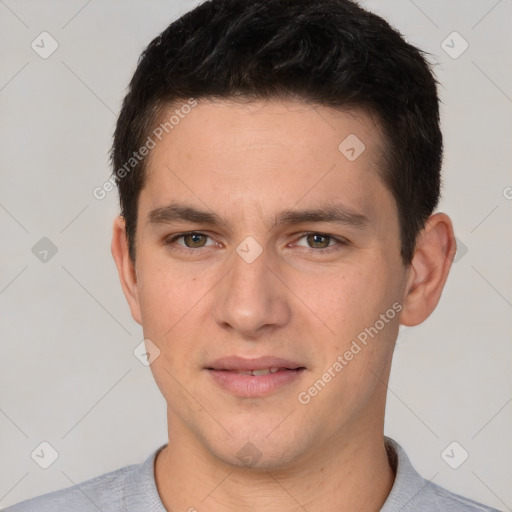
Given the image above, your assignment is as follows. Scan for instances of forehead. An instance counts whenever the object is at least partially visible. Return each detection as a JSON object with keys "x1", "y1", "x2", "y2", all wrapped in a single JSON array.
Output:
[
  {"x1": 149, "y1": 99, "x2": 384, "y2": 160},
  {"x1": 141, "y1": 99, "x2": 392, "y2": 226}
]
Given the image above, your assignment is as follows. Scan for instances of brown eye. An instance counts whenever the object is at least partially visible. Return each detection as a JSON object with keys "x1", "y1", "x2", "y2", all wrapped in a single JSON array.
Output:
[
  {"x1": 182, "y1": 233, "x2": 208, "y2": 248},
  {"x1": 306, "y1": 233, "x2": 332, "y2": 249},
  {"x1": 164, "y1": 231, "x2": 215, "y2": 252},
  {"x1": 293, "y1": 232, "x2": 348, "y2": 254}
]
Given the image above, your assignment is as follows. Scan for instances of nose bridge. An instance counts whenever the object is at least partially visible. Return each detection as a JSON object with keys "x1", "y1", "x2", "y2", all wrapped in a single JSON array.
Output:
[
  {"x1": 232, "y1": 237, "x2": 270, "y2": 294},
  {"x1": 212, "y1": 239, "x2": 290, "y2": 336}
]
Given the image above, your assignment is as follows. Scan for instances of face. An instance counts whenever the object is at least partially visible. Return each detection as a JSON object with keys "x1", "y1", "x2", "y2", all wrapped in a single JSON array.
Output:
[{"x1": 120, "y1": 100, "x2": 412, "y2": 470}]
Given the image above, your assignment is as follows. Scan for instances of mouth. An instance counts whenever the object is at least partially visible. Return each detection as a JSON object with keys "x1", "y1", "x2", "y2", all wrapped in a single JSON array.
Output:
[
  {"x1": 205, "y1": 356, "x2": 306, "y2": 397},
  {"x1": 215, "y1": 367, "x2": 299, "y2": 376},
  {"x1": 206, "y1": 355, "x2": 305, "y2": 372}
]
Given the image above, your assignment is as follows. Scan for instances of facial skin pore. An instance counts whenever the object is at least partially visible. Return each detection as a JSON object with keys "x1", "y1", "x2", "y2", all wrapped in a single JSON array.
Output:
[{"x1": 112, "y1": 99, "x2": 456, "y2": 512}]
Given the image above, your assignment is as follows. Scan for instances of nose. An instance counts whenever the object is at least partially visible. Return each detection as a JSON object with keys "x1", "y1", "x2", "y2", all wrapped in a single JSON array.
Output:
[{"x1": 212, "y1": 241, "x2": 291, "y2": 339}]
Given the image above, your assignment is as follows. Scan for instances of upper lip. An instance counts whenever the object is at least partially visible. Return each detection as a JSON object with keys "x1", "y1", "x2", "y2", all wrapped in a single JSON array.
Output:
[{"x1": 206, "y1": 356, "x2": 305, "y2": 371}]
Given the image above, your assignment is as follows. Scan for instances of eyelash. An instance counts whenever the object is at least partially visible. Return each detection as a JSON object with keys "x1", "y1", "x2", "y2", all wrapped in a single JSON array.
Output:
[{"x1": 164, "y1": 231, "x2": 349, "y2": 255}]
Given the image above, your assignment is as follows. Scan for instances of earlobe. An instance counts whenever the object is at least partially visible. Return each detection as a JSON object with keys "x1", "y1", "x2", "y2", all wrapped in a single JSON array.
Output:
[
  {"x1": 111, "y1": 216, "x2": 143, "y2": 325},
  {"x1": 400, "y1": 213, "x2": 457, "y2": 327}
]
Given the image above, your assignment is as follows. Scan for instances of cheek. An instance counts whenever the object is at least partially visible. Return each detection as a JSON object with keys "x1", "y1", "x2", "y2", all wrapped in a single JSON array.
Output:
[
  {"x1": 314, "y1": 266, "x2": 379, "y2": 329},
  {"x1": 312, "y1": 260, "x2": 401, "y2": 355},
  {"x1": 137, "y1": 257, "x2": 204, "y2": 339},
  {"x1": 308, "y1": 264, "x2": 400, "y2": 406},
  {"x1": 137, "y1": 262, "x2": 208, "y2": 391}
]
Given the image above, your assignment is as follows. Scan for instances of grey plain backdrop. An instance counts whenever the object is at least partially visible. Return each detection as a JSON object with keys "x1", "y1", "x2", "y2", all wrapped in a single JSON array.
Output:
[{"x1": 0, "y1": 0, "x2": 511, "y2": 509}]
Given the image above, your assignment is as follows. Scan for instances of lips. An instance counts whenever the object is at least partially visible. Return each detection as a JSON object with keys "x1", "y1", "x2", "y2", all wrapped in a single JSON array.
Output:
[{"x1": 206, "y1": 356, "x2": 306, "y2": 397}]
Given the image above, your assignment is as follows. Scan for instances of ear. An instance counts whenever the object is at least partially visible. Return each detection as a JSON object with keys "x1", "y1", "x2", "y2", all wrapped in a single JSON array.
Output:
[
  {"x1": 111, "y1": 216, "x2": 142, "y2": 325},
  {"x1": 400, "y1": 212, "x2": 457, "y2": 327}
]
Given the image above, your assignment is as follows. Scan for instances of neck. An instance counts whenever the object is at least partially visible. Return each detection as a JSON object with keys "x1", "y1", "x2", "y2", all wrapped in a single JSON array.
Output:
[{"x1": 155, "y1": 414, "x2": 395, "y2": 512}]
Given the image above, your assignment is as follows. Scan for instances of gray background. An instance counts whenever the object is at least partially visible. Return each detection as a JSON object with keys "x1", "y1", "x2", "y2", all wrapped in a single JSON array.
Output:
[{"x1": 0, "y1": 0, "x2": 511, "y2": 509}]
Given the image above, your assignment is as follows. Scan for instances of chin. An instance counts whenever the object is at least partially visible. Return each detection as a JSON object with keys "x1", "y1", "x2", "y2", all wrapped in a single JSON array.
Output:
[
  {"x1": 205, "y1": 425, "x2": 309, "y2": 472},
  {"x1": 217, "y1": 444, "x2": 303, "y2": 472}
]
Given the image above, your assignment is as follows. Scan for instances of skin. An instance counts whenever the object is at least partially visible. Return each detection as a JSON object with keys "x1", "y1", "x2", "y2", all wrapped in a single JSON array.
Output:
[{"x1": 111, "y1": 99, "x2": 456, "y2": 512}]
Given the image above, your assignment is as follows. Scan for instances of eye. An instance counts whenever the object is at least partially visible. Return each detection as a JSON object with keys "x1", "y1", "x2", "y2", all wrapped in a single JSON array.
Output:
[
  {"x1": 165, "y1": 232, "x2": 216, "y2": 250},
  {"x1": 294, "y1": 232, "x2": 348, "y2": 253}
]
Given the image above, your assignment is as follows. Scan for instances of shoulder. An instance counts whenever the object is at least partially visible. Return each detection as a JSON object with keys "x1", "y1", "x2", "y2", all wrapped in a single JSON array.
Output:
[
  {"x1": 382, "y1": 437, "x2": 502, "y2": 512},
  {"x1": 410, "y1": 479, "x2": 502, "y2": 512},
  {"x1": 2, "y1": 464, "x2": 135, "y2": 512},
  {"x1": 2, "y1": 446, "x2": 166, "y2": 512}
]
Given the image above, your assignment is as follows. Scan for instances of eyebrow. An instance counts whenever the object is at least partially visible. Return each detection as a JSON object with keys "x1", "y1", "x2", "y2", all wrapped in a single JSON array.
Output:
[{"x1": 147, "y1": 202, "x2": 369, "y2": 231}]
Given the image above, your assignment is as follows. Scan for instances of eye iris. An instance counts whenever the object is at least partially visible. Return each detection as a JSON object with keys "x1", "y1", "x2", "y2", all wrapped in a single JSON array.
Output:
[
  {"x1": 308, "y1": 234, "x2": 330, "y2": 248},
  {"x1": 184, "y1": 233, "x2": 206, "y2": 248}
]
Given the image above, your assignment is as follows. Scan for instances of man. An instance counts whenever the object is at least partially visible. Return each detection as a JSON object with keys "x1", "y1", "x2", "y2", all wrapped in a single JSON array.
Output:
[{"x1": 4, "y1": 0, "x2": 501, "y2": 510}]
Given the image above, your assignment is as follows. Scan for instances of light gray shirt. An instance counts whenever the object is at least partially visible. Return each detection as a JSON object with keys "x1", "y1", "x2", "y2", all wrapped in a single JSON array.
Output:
[{"x1": 3, "y1": 437, "x2": 501, "y2": 511}]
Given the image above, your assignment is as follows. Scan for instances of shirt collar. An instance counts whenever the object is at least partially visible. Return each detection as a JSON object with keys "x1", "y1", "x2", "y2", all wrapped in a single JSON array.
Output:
[
  {"x1": 123, "y1": 437, "x2": 427, "y2": 511},
  {"x1": 380, "y1": 436, "x2": 433, "y2": 512}
]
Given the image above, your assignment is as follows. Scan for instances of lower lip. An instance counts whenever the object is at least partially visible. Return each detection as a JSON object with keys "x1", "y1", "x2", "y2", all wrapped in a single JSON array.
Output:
[{"x1": 207, "y1": 368, "x2": 305, "y2": 397}]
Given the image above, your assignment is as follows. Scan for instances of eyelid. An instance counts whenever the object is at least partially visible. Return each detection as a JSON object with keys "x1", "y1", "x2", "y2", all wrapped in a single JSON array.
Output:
[
  {"x1": 293, "y1": 232, "x2": 347, "y2": 246},
  {"x1": 165, "y1": 231, "x2": 218, "y2": 248},
  {"x1": 291, "y1": 232, "x2": 349, "y2": 254}
]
